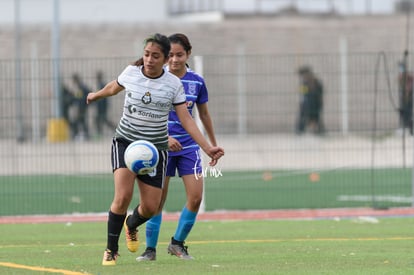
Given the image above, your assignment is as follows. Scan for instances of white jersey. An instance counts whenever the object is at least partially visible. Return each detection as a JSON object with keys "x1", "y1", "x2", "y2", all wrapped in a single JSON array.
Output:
[{"x1": 115, "y1": 65, "x2": 186, "y2": 150}]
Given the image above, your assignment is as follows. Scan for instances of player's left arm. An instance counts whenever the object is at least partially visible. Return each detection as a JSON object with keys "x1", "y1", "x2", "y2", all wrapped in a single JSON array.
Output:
[
  {"x1": 87, "y1": 80, "x2": 124, "y2": 104},
  {"x1": 196, "y1": 103, "x2": 217, "y2": 147},
  {"x1": 175, "y1": 103, "x2": 224, "y2": 164}
]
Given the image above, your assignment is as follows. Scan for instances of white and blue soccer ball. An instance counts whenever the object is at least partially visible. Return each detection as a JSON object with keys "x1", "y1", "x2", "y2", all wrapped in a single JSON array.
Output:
[{"x1": 124, "y1": 140, "x2": 159, "y2": 175}]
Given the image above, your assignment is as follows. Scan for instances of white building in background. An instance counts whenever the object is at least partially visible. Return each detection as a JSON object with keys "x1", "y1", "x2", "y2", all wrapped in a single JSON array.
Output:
[{"x1": 0, "y1": 0, "x2": 401, "y2": 25}]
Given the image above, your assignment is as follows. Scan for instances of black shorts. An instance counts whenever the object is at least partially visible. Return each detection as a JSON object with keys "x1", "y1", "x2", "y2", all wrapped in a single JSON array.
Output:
[{"x1": 111, "y1": 137, "x2": 168, "y2": 189}]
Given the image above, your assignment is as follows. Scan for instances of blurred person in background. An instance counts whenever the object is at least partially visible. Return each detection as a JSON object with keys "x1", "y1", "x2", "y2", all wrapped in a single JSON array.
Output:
[
  {"x1": 72, "y1": 73, "x2": 91, "y2": 140},
  {"x1": 61, "y1": 81, "x2": 76, "y2": 138},
  {"x1": 137, "y1": 33, "x2": 219, "y2": 262},
  {"x1": 86, "y1": 33, "x2": 224, "y2": 266},
  {"x1": 397, "y1": 61, "x2": 413, "y2": 135},
  {"x1": 95, "y1": 71, "x2": 116, "y2": 138},
  {"x1": 295, "y1": 65, "x2": 325, "y2": 135}
]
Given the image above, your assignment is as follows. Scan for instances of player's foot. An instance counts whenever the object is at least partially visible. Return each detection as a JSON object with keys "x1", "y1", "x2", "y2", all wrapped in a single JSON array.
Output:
[
  {"x1": 167, "y1": 238, "x2": 194, "y2": 260},
  {"x1": 102, "y1": 249, "x2": 119, "y2": 266},
  {"x1": 124, "y1": 215, "x2": 139, "y2": 252},
  {"x1": 136, "y1": 247, "x2": 156, "y2": 261}
]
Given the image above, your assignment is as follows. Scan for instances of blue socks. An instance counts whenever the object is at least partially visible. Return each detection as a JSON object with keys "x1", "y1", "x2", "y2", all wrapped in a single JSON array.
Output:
[
  {"x1": 146, "y1": 213, "x2": 162, "y2": 249},
  {"x1": 145, "y1": 207, "x2": 198, "y2": 249},
  {"x1": 173, "y1": 207, "x2": 197, "y2": 242}
]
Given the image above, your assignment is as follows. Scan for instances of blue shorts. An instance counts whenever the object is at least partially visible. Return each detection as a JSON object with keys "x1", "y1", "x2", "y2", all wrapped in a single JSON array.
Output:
[
  {"x1": 166, "y1": 149, "x2": 202, "y2": 177},
  {"x1": 111, "y1": 138, "x2": 168, "y2": 189}
]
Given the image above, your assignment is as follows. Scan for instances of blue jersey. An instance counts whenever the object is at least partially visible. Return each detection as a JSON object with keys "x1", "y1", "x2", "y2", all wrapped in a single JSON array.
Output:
[{"x1": 168, "y1": 68, "x2": 209, "y2": 156}]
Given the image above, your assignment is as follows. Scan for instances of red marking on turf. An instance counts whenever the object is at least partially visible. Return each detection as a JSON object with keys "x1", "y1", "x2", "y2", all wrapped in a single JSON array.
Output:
[{"x1": 1, "y1": 207, "x2": 414, "y2": 224}]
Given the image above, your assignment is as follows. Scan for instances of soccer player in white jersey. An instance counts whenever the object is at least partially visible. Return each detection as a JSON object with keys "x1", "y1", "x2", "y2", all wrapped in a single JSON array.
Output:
[
  {"x1": 86, "y1": 33, "x2": 224, "y2": 266},
  {"x1": 137, "y1": 33, "x2": 218, "y2": 261}
]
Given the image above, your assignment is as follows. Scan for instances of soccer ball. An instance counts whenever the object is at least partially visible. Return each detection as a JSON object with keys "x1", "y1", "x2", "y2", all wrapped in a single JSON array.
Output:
[{"x1": 124, "y1": 140, "x2": 159, "y2": 175}]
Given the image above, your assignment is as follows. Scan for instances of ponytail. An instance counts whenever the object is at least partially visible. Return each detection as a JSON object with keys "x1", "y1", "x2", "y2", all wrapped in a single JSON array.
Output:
[{"x1": 133, "y1": 58, "x2": 144, "y2": 66}]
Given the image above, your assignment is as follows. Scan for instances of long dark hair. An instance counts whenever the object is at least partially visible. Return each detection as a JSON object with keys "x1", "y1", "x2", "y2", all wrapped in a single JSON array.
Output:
[{"x1": 133, "y1": 33, "x2": 171, "y2": 66}]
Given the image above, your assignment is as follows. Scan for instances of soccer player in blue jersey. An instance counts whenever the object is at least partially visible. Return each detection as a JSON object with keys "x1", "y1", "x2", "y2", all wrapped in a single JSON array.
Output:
[
  {"x1": 137, "y1": 33, "x2": 219, "y2": 261},
  {"x1": 86, "y1": 33, "x2": 224, "y2": 266}
]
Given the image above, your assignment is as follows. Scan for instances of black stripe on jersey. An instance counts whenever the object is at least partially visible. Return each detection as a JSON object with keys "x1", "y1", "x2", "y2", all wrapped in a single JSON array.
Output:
[
  {"x1": 173, "y1": 101, "x2": 186, "y2": 106},
  {"x1": 117, "y1": 80, "x2": 125, "y2": 89}
]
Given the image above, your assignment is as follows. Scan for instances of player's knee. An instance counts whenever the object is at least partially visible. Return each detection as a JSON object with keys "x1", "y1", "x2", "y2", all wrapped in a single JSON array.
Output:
[
  {"x1": 111, "y1": 200, "x2": 130, "y2": 213},
  {"x1": 113, "y1": 192, "x2": 133, "y2": 208},
  {"x1": 139, "y1": 202, "x2": 160, "y2": 218},
  {"x1": 188, "y1": 196, "x2": 202, "y2": 210}
]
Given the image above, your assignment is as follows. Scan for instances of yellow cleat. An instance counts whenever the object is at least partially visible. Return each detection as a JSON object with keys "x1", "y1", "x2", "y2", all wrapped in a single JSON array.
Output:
[
  {"x1": 124, "y1": 215, "x2": 139, "y2": 252},
  {"x1": 102, "y1": 249, "x2": 119, "y2": 266}
]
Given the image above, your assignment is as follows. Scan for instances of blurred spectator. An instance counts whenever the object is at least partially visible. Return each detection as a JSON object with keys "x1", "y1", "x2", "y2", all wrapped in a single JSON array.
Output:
[
  {"x1": 95, "y1": 71, "x2": 116, "y2": 137},
  {"x1": 72, "y1": 73, "x2": 91, "y2": 140},
  {"x1": 295, "y1": 66, "x2": 325, "y2": 135},
  {"x1": 398, "y1": 62, "x2": 413, "y2": 135},
  {"x1": 61, "y1": 82, "x2": 76, "y2": 137}
]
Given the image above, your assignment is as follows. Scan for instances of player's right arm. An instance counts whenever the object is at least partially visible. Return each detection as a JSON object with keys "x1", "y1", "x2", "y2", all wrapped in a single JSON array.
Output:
[{"x1": 86, "y1": 80, "x2": 124, "y2": 104}]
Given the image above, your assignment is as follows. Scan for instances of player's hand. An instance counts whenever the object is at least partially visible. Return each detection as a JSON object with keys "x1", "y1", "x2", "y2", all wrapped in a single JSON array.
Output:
[
  {"x1": 206, "y1": 146, "x2": 224, "y2": 166},
  {"x1": 209, "y1": 158, "x2": 218, "y2": 166},
  {"x1": 168, "y1": 136, "x2": 182, "y2": 152},
  {"x1": 86, "y1": 92, "x2": 96, "y2": 104}
]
